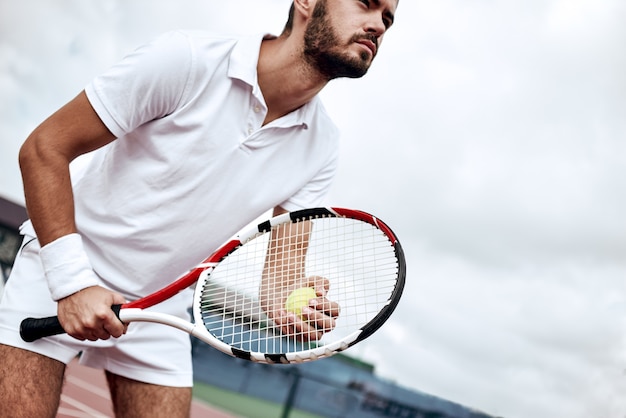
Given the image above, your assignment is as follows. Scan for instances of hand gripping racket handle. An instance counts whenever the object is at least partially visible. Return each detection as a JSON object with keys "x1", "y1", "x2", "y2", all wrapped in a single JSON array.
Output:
[{"x1": 20, "y1": 305, "x2": 123, "y2": 343}]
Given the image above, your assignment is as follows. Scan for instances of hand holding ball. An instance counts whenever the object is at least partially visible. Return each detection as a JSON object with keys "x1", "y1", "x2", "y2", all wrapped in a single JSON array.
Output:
[{"x1": 285, "y1": 287, "x2": 317, "y2": 318}]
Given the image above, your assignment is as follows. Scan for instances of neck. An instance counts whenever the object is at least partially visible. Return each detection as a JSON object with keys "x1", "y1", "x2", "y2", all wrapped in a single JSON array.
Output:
[{"x1": 257, "y1": 35, "x2": 328, "y2": 125}]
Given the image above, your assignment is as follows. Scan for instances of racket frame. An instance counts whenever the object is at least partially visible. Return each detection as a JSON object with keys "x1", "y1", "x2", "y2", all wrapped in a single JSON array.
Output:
[{"x1": 20, "y1": 207, "x2": 406, "y2": 364}]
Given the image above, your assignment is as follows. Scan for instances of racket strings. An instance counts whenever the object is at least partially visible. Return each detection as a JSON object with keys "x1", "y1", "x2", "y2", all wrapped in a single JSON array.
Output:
[{"x1": 199, "y1": 216, "x2": 399, "y2": 355}]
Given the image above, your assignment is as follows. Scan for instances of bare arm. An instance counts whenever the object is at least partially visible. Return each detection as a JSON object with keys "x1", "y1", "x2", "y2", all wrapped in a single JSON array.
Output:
[
  {"x1": 19, "y1": 91, "x2": 115, "y2": 245},
  {"x1": 19, "y1": 91, "x2": 126, "y2": 340},
  {"x1": 260, "y1": 206, "x2": 340, "y2": 341}
]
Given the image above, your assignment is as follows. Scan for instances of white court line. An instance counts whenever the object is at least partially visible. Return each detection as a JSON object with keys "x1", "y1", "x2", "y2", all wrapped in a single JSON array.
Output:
[
  {"x1": 66, "y1": 375, "x2": 111, "y2": 400},
  {"x1": 65, "y1": 363, "x2": 231, "y2": 417},
  {"x1": 60, "y1": 394, "x2": 110, "y2": 418},
  {"x1": 57, "y1": 406, "x2": 104, "y2": 418}
]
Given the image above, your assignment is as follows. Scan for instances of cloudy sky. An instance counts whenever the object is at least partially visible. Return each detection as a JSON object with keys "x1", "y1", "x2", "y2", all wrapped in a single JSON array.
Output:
[{"x1": 1, "y1": 1, "x2": 625, "y2": 417}]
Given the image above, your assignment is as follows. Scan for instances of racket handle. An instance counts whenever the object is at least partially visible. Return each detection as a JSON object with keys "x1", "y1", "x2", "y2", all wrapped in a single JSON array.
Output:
[
  {"x1": 20, "y1": 304, "x2": 123, "y2": 343},
  {"x1": 20, "y1": 316, "x2": 64, "y2": 342}
]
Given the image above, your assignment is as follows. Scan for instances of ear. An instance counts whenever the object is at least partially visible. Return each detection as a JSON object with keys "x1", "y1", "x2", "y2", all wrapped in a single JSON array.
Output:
[{"x1": 293, "y1": 0, "x2": 316, "y2": 19}]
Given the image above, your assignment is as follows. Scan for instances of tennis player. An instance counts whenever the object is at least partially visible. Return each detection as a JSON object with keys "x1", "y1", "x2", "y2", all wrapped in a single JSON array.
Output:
[{"x1": 0, "y1": 0, "x2": 398, "y2": 416}]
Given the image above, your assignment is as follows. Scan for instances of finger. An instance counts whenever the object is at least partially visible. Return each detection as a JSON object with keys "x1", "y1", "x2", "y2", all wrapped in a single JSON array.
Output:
[
  {"x1": 66, "y1": 329, "x2": 88, "y2": 342},
  {"x1": 68, "y1": 325, "x2": 104, "y2": 342},
  {"x1": 274, "y1": 297, "x2": 338, "y2": 340},
  {"x1": 101, "y1": 310, "x2": 126, "y2": 338},
  {"x1": 102, "y1": 292, "x2": 127, "y2": 337},
  {"x1": 309, "y1": 297, "x2": 341, "y2": 318},
  {"x1": 76, "y1": 306, "x2": 122, "y2": 341},
  {"x1": 274, "y1": 311, "x2": 322, "y2": 341},
  {"x1": 103, "y1": 322, "x2": 125, "y2": 339},
  {"x1": 271, "y1": 310, "x2": 292, "y2": 330},
  {"x1": 305, "y1": 276, "x2": 330, "y2": 297},
  {"x1": 111, "y1": 292, "x2": 127, "y2": 305},
  {"x1": 92, "y1": 329, "x2": 110, "y2": 341},
  {"x1": 62, "y1": 316, "x2": 97, "y2": 341},
  {"x1": 275, "y1": 312, "x2": 298, "y2": 338},
  {"x1": 80, "y1": 315, "x2": 112, "y2": 341},
  {"x1": 301, "y1": 306, "x2": 336, "y2": 333},
  {"x1": 292, "y1": 319, "x2": 323, "y2": 342}
]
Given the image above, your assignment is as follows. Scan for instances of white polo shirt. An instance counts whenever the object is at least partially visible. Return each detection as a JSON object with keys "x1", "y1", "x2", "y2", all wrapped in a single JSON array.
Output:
[{"x1": 24, "y1": 31, "x2": 340, "y2": 300}]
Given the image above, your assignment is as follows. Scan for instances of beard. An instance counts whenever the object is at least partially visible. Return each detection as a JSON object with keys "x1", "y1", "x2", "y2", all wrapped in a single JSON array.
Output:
[{"x1": 303, "y1": 0, "x2": 374, "y2": 80}]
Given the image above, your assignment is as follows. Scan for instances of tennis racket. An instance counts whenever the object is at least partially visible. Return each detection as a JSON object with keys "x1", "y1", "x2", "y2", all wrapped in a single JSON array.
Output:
[{"x1": 20, "y1": 207, "x2": 405, "y2": 364}]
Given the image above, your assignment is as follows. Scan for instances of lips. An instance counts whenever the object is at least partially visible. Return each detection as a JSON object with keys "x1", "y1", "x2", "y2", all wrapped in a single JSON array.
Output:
[{"x1": 356, "y1": 38, "x2": 377, "y2": 56}]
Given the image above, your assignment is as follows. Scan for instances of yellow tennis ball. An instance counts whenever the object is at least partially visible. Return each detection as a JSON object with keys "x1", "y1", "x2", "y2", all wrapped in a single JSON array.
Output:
[{"x1": 285, "y1": 287, "x2": 317, "y2": 317}]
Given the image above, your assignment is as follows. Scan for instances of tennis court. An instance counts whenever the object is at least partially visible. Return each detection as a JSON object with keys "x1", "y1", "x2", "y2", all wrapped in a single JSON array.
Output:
[{"x1": 59, "y1": 358, "x2": 234, "y2": 418}]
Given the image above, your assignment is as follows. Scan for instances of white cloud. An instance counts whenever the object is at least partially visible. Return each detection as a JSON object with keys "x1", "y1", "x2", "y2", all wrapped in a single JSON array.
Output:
[
  {"x1": 323, "y1": 1, "x2": 626, "y2": 416},
  {"x1": 360, "y1": 244, "x2": 626, "y2": 417}
]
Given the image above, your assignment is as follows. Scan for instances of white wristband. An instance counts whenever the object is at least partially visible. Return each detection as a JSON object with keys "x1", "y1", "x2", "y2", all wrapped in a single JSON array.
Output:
[{"x1": 39, "y1": 233, "x2": 100, "y2": 301}]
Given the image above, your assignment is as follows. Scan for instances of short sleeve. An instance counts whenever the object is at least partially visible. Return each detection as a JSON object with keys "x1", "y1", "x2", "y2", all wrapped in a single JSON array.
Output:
[
  {"x1": 85, "y1": 31, "x2": 195, "y2": 138},
  {"x1": 278, "y1": 141, "x2": 339, "y2": 211}
]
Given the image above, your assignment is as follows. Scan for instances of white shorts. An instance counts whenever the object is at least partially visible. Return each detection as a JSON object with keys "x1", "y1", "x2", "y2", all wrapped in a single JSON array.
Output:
[{"x1": 0, "y1": 235, "x2": 193, "y2": 387}]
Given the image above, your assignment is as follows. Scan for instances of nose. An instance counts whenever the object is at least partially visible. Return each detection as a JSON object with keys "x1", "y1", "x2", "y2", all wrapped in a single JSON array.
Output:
[{"x1": 364, "y1": 14, "x2": 387, "y2": 37}]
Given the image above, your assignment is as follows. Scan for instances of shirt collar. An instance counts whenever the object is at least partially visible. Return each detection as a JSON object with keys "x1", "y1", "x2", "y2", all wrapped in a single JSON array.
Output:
[
  {"x1": 228, "y1": 34, "x2": 314, "y2": 130},
  {"x1": 227, "y1": 34, "x2": 265, "y2": 90}
]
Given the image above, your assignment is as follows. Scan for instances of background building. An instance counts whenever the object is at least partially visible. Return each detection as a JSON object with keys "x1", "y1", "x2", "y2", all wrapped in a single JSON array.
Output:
[
  {"x1": 0, "y1": 197, "x2": 27, "y2": 291},
  {"x1": 191, "y1": 337, "x2": 497, "y2": 418}
]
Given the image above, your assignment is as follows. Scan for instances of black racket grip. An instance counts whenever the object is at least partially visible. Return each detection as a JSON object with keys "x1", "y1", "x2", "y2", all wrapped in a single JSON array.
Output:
[
  {"x1": 20, "y1": 316, "x2": 65, "y2": 342},
  {"x1": 20, "y1": 304, "x2": 123, "y2": 343}
]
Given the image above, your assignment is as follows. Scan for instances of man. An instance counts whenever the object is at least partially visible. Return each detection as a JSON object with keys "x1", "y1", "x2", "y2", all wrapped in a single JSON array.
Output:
[{"x1": 0, "y1": 0, "x2": 398, "y2": 416}]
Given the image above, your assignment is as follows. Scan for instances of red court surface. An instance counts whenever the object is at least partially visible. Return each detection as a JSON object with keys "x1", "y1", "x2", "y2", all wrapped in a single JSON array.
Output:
[{"x1": 58, "y1": 358, "x2": 235, "y2": 418}]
